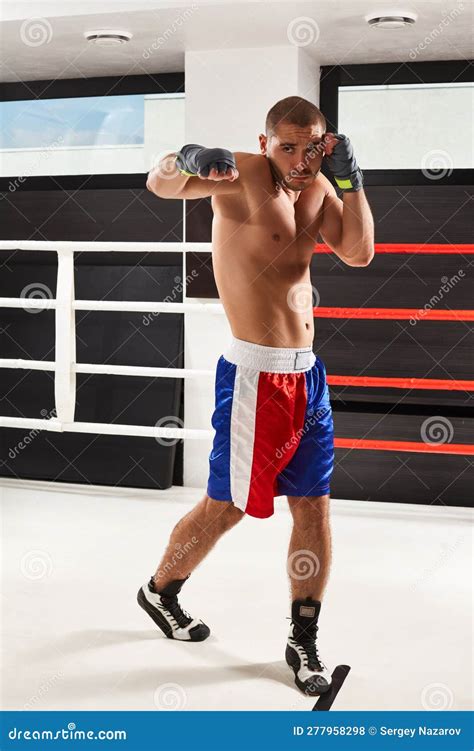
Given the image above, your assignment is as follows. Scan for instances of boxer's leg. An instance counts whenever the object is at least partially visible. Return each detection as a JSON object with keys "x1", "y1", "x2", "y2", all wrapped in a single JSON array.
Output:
[
  {"x1": 153, "y1": 494, "x2": 244, "y2": 589},
  {"x1": 286, "y1": 493, "x2": 332, "y2": 602},
  {"x1": 285, "y1": 493, "x2": 333, "y2": 693},
  {"x1": 137, "y1": 495, "x2": 243, "y2": 641}
]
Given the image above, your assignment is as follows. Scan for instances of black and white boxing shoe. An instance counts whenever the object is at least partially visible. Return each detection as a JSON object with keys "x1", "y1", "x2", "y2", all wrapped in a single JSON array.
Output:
[
  {"x1": 137, "y1": 575, "x2": 210, "y2": 642},
  {"x1": 286, "y1": 597, "x2": 332, "y2": 695}
]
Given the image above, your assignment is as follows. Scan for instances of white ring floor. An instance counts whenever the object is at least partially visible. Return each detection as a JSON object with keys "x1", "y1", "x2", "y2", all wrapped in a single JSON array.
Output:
[{"x1": 0, "y1": 479, "x2": 471, "y2": 712}]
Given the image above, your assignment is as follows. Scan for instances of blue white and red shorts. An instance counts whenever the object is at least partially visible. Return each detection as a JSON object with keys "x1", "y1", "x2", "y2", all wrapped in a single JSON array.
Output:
[{"x1": 206, "y1": 336, "x2": 335, "y2": 518}]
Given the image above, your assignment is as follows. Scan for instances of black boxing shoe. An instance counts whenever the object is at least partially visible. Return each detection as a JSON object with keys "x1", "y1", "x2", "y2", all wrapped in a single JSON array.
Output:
[
  {"x1": 137, "y1": 574, "x2": 210, "y2": 642},
  {"x1": 286, "y1": 597, "x2": 332, "y2": 695}
]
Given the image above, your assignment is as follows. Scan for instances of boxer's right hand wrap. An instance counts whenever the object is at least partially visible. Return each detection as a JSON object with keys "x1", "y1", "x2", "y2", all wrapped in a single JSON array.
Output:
[{"x1": 175, "y1": 144, "x2": 236, "y2": 178}]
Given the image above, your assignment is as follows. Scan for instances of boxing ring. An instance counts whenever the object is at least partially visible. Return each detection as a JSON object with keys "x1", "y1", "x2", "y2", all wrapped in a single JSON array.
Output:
[
  {"x1": 0, "y1": 240, "x2": 472, "y2": 712},
  {"x1": 1, "y1": 240, "x2": 472, "y2": 458}
]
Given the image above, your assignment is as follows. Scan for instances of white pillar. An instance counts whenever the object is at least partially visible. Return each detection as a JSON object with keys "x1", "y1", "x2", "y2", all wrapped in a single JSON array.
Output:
[
  {"x1": 185, "y1": 46, "x2": 320, "y2": 151},
  {"x1": 183, "y1": 46, "x2": 320, "y2": 490}
]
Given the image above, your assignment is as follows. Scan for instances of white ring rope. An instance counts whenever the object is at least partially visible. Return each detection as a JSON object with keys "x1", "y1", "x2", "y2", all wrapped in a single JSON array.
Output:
[
  {"x1": 0, "y1": 241, "x2": 211, "y2": 253},
  {"x1": 0, "y1": 241, "x2": 218, "y2": 438},
  {"x1": 0, "y1": 299, "x2": 224, "y2": 313}
]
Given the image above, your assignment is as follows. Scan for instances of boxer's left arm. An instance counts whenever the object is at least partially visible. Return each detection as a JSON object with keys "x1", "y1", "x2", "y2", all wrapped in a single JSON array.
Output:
[
  {"x1": 318, "y1": 133, "x2": 374, "y2": 266},
  {"x1": 318, "y1": 178, "x2": 375, "y2": 267}
]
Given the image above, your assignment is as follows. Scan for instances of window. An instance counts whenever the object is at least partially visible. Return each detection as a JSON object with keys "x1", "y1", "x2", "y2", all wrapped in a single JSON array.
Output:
[
  {"x1": 0, "y1": 92, "x2": 185, "y2": 176},
  {"x1": 338, "y1": 82, "x2": 473, "y2": 170}
]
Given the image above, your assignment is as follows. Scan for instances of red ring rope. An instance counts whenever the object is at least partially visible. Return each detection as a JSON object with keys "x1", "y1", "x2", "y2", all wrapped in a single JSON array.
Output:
[
  {"x1": 327, "y1": 375, "x2": 474, "y2": 391},
  {"x1": 314, "y1": 243, "x2": 474, "y2": 254},
  {"x1": 313, "y1": 307, "x2": 474, "y2": 321},
  {"x1": 334, "y1": 438, "x2": 474, "y2": 455}
]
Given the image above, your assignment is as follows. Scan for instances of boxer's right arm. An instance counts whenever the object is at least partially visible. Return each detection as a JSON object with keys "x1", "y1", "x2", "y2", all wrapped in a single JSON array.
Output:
[{"x1": 146, "y1": 148, "x2": 246, "y2": 199}]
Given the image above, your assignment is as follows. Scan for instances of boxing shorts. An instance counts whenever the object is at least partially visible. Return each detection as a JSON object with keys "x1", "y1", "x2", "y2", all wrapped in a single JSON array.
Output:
[{"x1": 206, "y1": 336, "x2": 335, "y2": 518}]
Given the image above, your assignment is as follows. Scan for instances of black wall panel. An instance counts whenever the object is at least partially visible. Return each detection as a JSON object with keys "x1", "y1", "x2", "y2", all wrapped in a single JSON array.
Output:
[
  {"x1": 0, "y1": 73, "x2": 184, "y2": 101},
  {"x1": 0, "y1": 187, "x2": 183, "y2": 243},
  {"x1": 362, "y1": 185, "x2": 473, "y2": 243},
  {"x1": 185, "y1": 252, "x2": 217, "y2": 297},
  {"x1": 333, "y1": 409, "x2": 472, "y2": 445},
  {"x1": 331, "y1": 448, "x2": 471, "y2": 506},
  {"x1": 315, "y1": 319, "x2": 472, "y2": 380},
  {"x1": 329, "y1": 386, "x2": 471, "y2": 410},
  {"x1": 311, "y1": 253, "x2": 473, "y2": 308},
  {"x1": 186, "y1": 197, "x2": 212, "y2": 243},
  {"x1": 0, "y1": 250, "x2": 185, "y2": 489}
]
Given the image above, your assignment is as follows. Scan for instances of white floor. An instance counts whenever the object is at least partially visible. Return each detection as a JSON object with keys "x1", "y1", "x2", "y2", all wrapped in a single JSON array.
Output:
[{"x1": 0, "y1": 479, "x2": 472, "y2": 712}]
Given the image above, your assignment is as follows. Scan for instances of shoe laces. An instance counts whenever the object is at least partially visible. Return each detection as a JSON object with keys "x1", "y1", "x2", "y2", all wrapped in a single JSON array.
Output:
[
  {"x1": 287, "y1": 617, "x2": 324, "y2": 671},
  {"x1": 161, "y1": 595, "x2": 193, "y2": 629}
]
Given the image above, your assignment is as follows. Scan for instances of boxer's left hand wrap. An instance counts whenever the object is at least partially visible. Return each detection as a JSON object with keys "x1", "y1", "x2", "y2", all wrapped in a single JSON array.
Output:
[
  {"x1": 175, "y1": 144, "x2": 237, "y2": 178},
  {"x1": 324, "y1": 134, "x2": 363, "y2": 192}
]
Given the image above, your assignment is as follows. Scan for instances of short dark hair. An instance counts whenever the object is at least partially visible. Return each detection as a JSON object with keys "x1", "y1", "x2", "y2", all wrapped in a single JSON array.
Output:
[{"x1": 265, "y1": 96, "x2": 326, "y2": 137}]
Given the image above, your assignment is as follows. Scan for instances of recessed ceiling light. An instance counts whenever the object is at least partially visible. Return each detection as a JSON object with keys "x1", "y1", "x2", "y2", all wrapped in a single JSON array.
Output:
[
  {"x1": 84, "y1": 30, "x2": 133, "y2": 46},
  {"x1": 365, "y1": 12, "x2": 417, "y2": 29}
]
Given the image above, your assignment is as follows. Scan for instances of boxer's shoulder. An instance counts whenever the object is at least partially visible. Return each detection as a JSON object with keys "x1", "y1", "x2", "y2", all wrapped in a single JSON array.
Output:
[
  {"x1": 230, "y1": 151, "x2": 276, "y2": 190},
  {"x1": 210, "y1": 152, "x2": 262, "y2": 203},
  {"x1": 233, "y1": 151, "x2": 263, "y2": 175},
  {"x1": 233, "y1": 151, "x2": 257, "y2": 162}
]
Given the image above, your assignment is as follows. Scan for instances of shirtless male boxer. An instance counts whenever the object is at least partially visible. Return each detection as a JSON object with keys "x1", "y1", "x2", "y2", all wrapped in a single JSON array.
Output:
[{"x1": 138, "y1": 96, "x2": 374, "y2": 696}]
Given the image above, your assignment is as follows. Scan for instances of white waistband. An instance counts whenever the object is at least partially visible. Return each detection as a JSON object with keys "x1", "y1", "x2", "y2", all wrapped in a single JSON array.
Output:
[{"x1": 223, "y1": 336, "x2": 316, "y2": 373}]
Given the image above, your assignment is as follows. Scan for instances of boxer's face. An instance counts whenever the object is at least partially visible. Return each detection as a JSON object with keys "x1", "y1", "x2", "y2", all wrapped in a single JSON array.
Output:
[{"x1": 259, "y1": 122, "x2": 326, "y2": 192}]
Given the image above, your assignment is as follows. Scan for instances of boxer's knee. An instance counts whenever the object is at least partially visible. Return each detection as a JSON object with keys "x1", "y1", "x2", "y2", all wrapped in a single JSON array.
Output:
[
  {"x1": 202, "y1": 493, "x2": 244, "y2": 530},
  {"x1": 287, "y1": 494, "x2": 330, "y2": 528}
]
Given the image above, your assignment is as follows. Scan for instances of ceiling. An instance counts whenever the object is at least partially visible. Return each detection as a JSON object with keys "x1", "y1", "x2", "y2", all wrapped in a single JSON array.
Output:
[{"x1": 0, "y1": 0, "x2": 472, "y2": 83}]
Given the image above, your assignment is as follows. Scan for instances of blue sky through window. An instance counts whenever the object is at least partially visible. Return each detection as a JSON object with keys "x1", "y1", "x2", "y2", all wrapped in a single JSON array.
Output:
[{"x1": 0, "y1": 94, "x2": 144, "y2": 149}]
